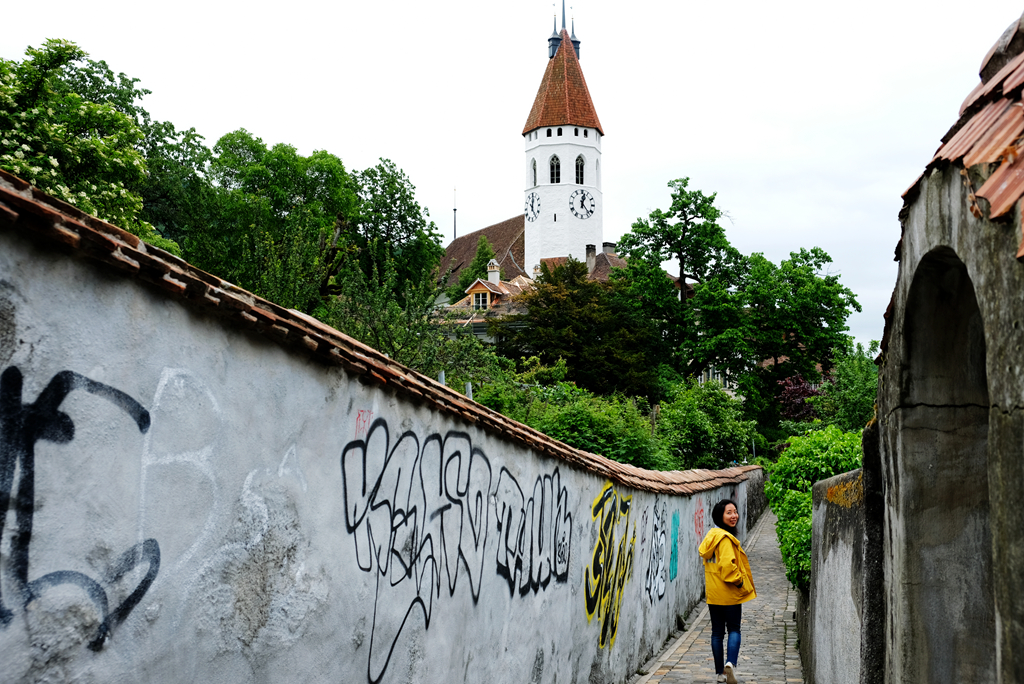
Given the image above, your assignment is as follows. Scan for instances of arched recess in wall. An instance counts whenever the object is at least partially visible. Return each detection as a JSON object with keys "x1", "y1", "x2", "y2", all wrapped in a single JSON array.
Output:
[{"x1": 898, "y1": 246, "x2": 992, "y2": 683}]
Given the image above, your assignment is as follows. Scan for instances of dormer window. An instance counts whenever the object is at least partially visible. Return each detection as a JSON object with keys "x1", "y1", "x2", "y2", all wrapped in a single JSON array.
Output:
[
  {"x1": 474, "y1": 293, "x2": 488, "y2": 310},
  {"x1": 550, "y1": 156, "x2": 560, "y2": 184}
]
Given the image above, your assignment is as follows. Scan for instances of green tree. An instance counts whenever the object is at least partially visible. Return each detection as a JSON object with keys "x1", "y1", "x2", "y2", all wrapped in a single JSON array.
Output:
[
  {"x1": 349, "y1": 159, "x2": 445, "y2": 304},
  {"x1": 476, "y1": 370, "x2": 665, "y2": 470},
  {"x1": 496, "y1": 257, "x2": 663, "y2": 397},
  {"x1": 655, "y1": 380, "x2": 757, "y2": 470},
  {"x1": 0, "y1": 40, "x2": 177, "y2": 252},
  {"x1": 183, "y1": 128, "x2": 358, "y2": 314},
  {"x1": 765, "y1": 425, "x2": 862, "y2": 589},
  {"x1": 47, "y1": 42, "x2": 217, "y2": 249},
  {"x1": 739, "y1": 248, "x2": 861, "y2": 432},
  {"x1": 809, "y1": 341, "x2": 879, "y2": 431},
  {"x1": 619, "y1": 177, "x2": 745, "y2": 294},
  {"x1": 616, "y1": 178, "x2": 748, "y2": 378},
  {"x1": 446, "y1": 234, "x2": 496, "y2": 302},
  {"x1": 326, "y1": 238, "x2": 509, "y2": 394}
]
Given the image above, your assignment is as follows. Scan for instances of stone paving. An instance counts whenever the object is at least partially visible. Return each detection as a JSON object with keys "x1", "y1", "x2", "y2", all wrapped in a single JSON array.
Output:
[{"x1": 634, "y1": 511, "x2": 803, "y2": 684}]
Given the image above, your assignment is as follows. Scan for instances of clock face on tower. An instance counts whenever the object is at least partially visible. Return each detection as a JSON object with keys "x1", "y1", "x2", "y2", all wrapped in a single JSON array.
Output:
[
  {"x1": 569, "y1": 189, "x2": 595, "y2": 219},
  {"x1": 525, "y1": 192, "x2": 541, "y2": 222}
]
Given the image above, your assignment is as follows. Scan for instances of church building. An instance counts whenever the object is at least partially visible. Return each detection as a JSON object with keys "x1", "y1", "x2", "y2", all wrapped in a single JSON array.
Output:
[{"x1": 441, "y1": 8, "x2": 618, "y2": 297}]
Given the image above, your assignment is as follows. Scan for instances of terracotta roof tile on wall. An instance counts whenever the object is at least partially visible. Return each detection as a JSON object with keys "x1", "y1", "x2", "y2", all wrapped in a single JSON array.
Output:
[
  {"x1": 440, "y1": 215, "x2": 527, "y2": 287},
  {"x1": 904, "y1": 11, "x2": 1024, "y2": 254},
  {"x1": 522, "y1": 30, "x2": 604, "y2": 135},
  {"x1": 0, "y1": 170, "x2": 760, "y2": 494}
]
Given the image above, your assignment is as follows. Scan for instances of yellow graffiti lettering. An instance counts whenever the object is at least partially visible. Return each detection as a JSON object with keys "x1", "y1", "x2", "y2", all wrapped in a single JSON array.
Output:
[{"x1": 584, "y1": 481, "x2": 636, "y2": 648}]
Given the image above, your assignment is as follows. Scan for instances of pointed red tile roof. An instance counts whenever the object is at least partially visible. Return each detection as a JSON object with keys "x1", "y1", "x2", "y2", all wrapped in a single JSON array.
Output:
[{"x1": 523, "y1": 30, "x2": 604, "y2": 136}]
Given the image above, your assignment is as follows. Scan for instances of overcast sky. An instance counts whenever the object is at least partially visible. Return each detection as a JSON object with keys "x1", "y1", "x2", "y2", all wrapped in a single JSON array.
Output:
[{"x1": 4, "y1": 0, "x2": 1023, "y2": 347}]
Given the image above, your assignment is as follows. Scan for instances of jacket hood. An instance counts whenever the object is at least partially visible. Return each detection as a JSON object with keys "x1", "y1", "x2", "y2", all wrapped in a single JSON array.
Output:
[{"x1": 698, "y1": 527, "x2": 739, "y2": 559}]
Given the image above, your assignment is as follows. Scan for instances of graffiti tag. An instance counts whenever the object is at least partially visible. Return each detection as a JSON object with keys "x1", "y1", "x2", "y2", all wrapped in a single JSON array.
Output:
[
  {"x1": 669, "y1": 510, "x2": 680, "y2": 581},
  {"x1": 494, "y1": 466, "x2": 572, "y2": 596},
  {"x1": 0, "y1": 367, "x2": 160, "y2": 651},
  {"x1": 644, "y1": 502, "x2": 666, "y2": 603},
  {"x1": 694, "y1": 498, "x2": 705, "y2": 540},
  {"x1": 584, "y1": 481, "x2": 635, "y2": 649}
]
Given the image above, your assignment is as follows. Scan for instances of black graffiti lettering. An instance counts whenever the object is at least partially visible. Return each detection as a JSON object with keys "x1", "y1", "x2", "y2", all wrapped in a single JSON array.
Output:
[
  {"x1": 494, "y1": 467, "x2": 572, "y2": 597},
  {"x1": 644, "y1": 502, "x2": 667, "y2": 603},
  {"x1": 0, "y1": 366, "x2": 160, "y2": 650},
  {"x1": 340, "y1": 419, "x2": 493, "y2": 684}
]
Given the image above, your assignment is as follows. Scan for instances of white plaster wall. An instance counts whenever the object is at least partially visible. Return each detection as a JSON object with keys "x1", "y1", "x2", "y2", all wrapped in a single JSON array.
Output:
[
  {"x1": 0, "y1": 227, "x2": 761, "y2": 684},
  {"x1": 523, "y1": 128, "x2": 602, "y2": 272}
]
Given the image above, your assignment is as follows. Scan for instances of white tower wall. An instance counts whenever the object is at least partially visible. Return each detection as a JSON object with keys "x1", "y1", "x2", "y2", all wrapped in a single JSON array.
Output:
[{"x1": 523, "y1": 126, "x2": 603, "y2": 274}]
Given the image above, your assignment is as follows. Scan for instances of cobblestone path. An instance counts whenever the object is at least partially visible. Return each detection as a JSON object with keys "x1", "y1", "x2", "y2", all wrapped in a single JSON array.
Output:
[{"x1": 634, "y1": 511, "x2": 803, "y2": 684}]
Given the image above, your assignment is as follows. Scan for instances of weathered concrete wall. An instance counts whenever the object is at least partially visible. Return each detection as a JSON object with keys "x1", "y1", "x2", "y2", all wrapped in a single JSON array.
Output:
[
  {"x1": 806, "y1": 469, "x2": 864, "y2": 684},
  {"x1": 0, "y1": 173, "x2": 765, "y2": 684},
  {"x1": 875, "y1": 160, "x2": 1024, "y2": 684}
]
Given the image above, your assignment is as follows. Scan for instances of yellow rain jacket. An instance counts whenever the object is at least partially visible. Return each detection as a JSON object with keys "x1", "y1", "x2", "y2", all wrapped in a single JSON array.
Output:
[{"x1": 698, "y1": 527, "x2": 756, "y2": 605}]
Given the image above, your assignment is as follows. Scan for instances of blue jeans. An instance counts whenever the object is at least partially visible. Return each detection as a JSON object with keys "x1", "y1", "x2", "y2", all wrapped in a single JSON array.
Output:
[{"x1": 709, "y1": 603, "x2": 742, "y2": 674}]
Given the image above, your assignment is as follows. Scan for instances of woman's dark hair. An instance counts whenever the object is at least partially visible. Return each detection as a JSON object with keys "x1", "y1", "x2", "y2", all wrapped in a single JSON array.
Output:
[{"x1": 711, "y1": 499, "x2": 739, "y2": 536}]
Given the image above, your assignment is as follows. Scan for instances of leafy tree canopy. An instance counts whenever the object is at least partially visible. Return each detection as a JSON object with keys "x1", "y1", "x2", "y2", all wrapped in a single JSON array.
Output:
[
  {"x1": 182, "y1": 128, "x2": 358, "y2": 314},
  {"x1": 496, "y1": 257, "x2": 664, "y2": 398},
  {"x1": 616, "y1": 178, "x2": 861, "y2": 433},
  {"x1": 0, "y1": 39, "x2": 177, "y2": 253},
  {"x1": 349, "y1": 159, "x2": 444, "y2": 304},
  {"x1": 766, "y1": 425, "x2": 863, "y2": 589},
  {"x1": 619, "y1": 177, "x2": 745, "y2": 290},
  {"x1": 809, "y1": 341, "x2": 879, "y2": 431},
  {"x1": 655, "y1": 380, "x2": 756, "y2": 470}
]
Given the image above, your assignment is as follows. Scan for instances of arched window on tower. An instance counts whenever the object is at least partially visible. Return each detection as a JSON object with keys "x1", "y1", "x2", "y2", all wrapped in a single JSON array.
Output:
[
  {"x1": 557, "y1": 127, "x2": 562, "y2": 136},
  {"x1": 532, "y1": 159, "x2": 537, "y2": 187},
  {"x1": 550, "y1": 156, "x2": 560, "y2": 184},
  {"x1": 575, "y1": 155, "x2": 584, "y2": 184},
  {"x1": 547, "y1": 128, "x2": 552, "y2": 137}
]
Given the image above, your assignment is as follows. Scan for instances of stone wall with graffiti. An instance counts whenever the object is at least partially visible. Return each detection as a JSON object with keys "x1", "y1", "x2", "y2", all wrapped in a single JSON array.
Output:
[{"x1": 0, "y1": 172, "x2": 765, "y2": 684}]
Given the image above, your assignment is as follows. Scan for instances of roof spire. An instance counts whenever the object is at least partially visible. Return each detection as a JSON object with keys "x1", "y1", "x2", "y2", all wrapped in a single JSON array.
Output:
[
  {"x1": 548, "y1": 11, "x2": 561, "y2": 58},
  {"x1": 570, "y1": 14, "x2": 580, "y2": 59},
  {"x1": 561, "y1": 0, "x2": 566, "y2": 31}
]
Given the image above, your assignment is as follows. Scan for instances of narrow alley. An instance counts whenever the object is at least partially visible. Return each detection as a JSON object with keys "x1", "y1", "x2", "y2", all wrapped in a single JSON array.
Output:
[{"x1": 636, "y1": 511, "x2": 803, "y2": 684}]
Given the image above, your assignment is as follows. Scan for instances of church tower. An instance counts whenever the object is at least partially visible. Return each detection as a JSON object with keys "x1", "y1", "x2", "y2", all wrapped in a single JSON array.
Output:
[{"x1": 522, "y1": 9, "x2": 604, "y2": 275}]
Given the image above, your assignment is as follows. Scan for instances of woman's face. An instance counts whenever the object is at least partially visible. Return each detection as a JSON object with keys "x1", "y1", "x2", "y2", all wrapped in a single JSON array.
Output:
[{"x1": 723, "y1": 504, "x2": 739, "y2": 528}]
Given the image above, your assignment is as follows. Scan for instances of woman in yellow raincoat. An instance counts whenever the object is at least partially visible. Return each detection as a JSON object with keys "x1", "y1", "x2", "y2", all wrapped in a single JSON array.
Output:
[{"x1": 698, "y1": 499, "x2": 756, "y2": 684}]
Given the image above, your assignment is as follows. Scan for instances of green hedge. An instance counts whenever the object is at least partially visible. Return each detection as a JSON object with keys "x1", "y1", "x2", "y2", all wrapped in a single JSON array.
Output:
[{"x1": 765, "y1": 425, "x2": 861, "y2": 590}]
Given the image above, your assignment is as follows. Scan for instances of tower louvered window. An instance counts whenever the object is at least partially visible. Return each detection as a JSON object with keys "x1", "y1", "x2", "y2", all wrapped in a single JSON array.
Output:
[
  {"x1": 550, "y1": 156, "x2": 560, "y2": 184},
  {"x1": 575, "y1": 156, "x2": 584, "y2": 184}
]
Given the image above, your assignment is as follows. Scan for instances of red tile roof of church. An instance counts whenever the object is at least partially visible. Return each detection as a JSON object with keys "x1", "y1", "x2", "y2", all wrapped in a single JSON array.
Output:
[
  {"x1": 522, "y1": 30, "x2": 604, "y2": 136},
  {"x1": 440, "y1": 215, "x2": 527, "y2": 287}
]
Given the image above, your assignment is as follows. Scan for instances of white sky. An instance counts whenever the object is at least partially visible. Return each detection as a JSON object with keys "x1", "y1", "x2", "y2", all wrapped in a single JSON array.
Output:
[{"x1": 4, "y1": 1, "x2": 1023, "y2": 347}]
